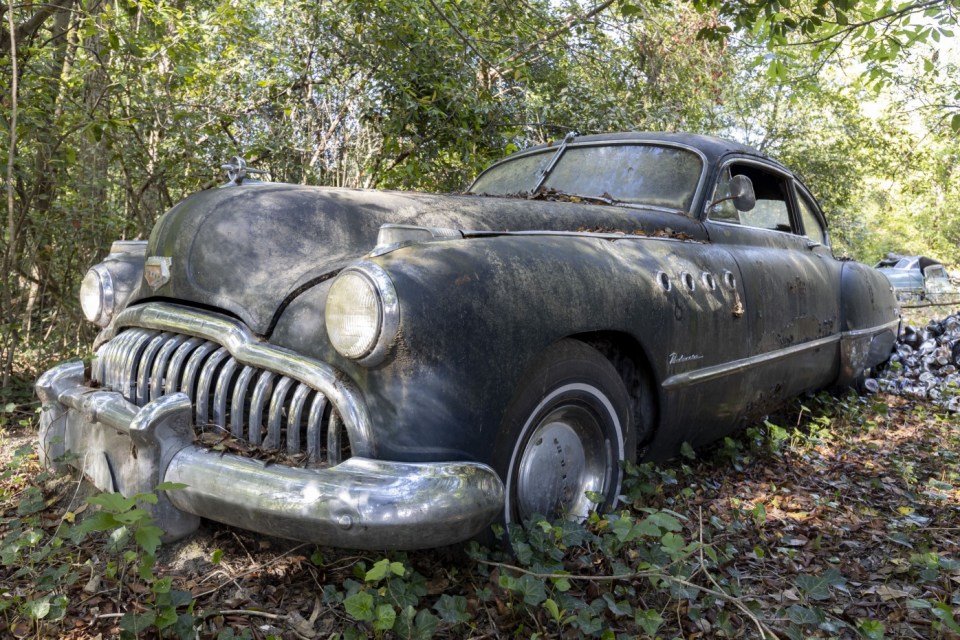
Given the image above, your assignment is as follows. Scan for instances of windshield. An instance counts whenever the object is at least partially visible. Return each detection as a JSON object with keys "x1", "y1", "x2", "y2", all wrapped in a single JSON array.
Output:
[{"x1": 470, "y1": 143, "x2": 704, "y2": 213}]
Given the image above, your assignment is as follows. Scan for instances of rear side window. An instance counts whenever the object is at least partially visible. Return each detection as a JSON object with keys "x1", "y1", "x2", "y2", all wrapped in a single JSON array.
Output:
[{"x1": 796, "y1": 191, "x2": 827, "y2": 245}]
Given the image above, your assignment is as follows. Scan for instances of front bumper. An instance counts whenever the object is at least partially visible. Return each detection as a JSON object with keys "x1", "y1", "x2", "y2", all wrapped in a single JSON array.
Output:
[{"x1": 36, "y1": 361, "x2": 504, "y2": 550}]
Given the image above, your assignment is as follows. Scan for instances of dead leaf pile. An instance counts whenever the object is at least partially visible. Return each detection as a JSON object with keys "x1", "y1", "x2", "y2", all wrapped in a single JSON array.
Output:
[{"x1": 2, "y1": 388, "x2": 958, "y2": 638}]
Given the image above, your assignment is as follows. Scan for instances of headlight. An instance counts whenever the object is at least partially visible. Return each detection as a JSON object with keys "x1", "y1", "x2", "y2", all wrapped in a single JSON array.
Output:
[
  {"x1": 79, "y1": 265, "x2": 115, "y2": 327},
  {"x1": 325, "y1": 262, "x2": 399, "y2": 366},
  {"x1": 78, "y1": 241, "x2": 147, "y2": 328}
]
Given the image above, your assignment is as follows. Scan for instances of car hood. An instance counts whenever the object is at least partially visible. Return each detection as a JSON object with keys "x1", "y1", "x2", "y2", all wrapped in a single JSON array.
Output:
[{"x1": 141, "y1": 182, "x2": 703, "y2": 335}]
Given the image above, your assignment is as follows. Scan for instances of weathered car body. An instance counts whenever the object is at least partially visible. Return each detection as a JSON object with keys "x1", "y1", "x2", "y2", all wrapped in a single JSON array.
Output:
[
  {"x1": 877, "y1": 255, "x2": 957, "y2": 303},
  {"x1": 37, "y1": 133, "x2": 899, "y2": 549}
]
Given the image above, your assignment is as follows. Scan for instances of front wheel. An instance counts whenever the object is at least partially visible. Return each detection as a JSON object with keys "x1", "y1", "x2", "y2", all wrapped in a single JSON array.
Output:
[{"x1": 495, "y1": 339, "x2": 636, "y2": 527}]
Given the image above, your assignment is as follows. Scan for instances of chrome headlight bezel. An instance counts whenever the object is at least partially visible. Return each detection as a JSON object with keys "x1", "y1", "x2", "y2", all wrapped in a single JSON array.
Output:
[
  {"x1": 80, "y1": 264, "x2": 116, "y2": 327},
  {"x1": 325, "y1": 261, "x2": 400, "y2": 367},
  {"x1": 79, "y1": 241, "x2": 147, "y2": 329}
]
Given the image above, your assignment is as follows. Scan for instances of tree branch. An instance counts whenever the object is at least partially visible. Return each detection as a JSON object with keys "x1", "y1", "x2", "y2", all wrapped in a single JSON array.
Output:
[
  {"x1": 426, "y1": 0, "x2": 505, "y2": 78},
  {"x1": 503, "y1": 0, "x2": 616, "y2": 65},
  {"x1": 0, "y1": 0, "x2": 76, "y2": 54},
  {"x1": 2, "y1": 0, "x2": 18, "y2": 387},
  {"x1": 781, "y1": 0, "x2": 947, "y2": 48}
]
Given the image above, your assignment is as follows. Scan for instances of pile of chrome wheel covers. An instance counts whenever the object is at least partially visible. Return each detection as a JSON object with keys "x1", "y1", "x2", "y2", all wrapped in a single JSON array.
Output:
[{"x1": 868, "y1": 314, "x2": 960, "y2": 412}]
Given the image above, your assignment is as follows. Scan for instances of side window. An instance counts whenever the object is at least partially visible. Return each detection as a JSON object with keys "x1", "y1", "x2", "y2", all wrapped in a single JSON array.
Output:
[
  {"x1": 796, "y1": 190, "x2": 827, "y2": 245},
  {"x1": 709, "y1": 163, "x2": 793, "y2": 232},
  {"x1": 925, "y1": 265, "x2": 948, "y2": 280},
  {"x1": 709, "y1": 168, "x2": 741, "y2": 223}
]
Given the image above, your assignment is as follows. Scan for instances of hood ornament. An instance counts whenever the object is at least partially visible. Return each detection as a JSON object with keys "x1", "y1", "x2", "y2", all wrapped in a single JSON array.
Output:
[{"x1": 221, "y1": 156, "x2": 267, "y2": 186}]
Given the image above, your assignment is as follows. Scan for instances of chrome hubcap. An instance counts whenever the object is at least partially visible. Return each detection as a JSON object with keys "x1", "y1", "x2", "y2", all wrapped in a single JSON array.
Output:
[{"x1": 515, "y1": 404, "x2": 610, "y2": 522}]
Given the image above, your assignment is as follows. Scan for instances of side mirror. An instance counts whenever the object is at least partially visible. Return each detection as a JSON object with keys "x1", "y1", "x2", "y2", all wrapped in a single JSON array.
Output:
[
  {"x1": 729, "y1": 175, "x2": 756, "y2": 212},
  {"x1": 709, "y1": 174, "x2": 756, "y2": 213}
]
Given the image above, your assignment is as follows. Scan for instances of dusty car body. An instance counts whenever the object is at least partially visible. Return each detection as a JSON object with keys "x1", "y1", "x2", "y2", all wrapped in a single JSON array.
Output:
[{"x1": 37, "y1": 133, "x2": 899, "y2": 549}]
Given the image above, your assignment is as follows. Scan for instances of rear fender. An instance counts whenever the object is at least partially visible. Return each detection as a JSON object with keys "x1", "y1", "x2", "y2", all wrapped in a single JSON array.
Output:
[{"x1": 837, "y1": 262, "x2": 899, "y2": 386}]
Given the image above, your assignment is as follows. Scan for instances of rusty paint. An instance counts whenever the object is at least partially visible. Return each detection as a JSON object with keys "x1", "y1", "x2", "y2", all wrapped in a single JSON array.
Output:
[{"x1": 732, "y1": 290, "x2": 745, "y2": 318}]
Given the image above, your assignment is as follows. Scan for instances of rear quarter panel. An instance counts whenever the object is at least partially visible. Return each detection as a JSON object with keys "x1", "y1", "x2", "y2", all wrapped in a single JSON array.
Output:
[{"x1": 837, "y1": 261, "x2": 900, "y2": 385}]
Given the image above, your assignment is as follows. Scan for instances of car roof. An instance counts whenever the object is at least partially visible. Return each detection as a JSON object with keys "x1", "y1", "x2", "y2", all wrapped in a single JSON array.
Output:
[
  {"x1": 880, "y1": 255, "x2": 942, "y2": 270},
  {"x1": 522, "y1": 131, "x2": 782, "y2": 169}
]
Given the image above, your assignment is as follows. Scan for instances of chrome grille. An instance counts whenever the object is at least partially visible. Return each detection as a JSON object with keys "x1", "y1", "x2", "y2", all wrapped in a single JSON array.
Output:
[{"x1": 92, "y1": 327, "x2": 349, "y2": 465}]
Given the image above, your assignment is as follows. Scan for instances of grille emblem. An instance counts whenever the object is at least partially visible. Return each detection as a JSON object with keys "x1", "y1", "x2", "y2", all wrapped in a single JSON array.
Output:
[{"x1": 145, "y1": 256, "x2": 172, "y2": 290}]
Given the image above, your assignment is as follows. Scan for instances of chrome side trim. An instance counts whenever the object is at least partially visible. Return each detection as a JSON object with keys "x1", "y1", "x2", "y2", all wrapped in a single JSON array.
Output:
[
  {"x1": 461, "y1": 229, "x2": 702, "y2": 243},
  {"x1": 843, "y1": 318, "x2": 900, "y2": 338},
  {"x1": 837, "y1": 318, "x2": 900, "y2": 387},
  {"x1": 662, "y1": 318, "x2": 901, "y2": 391},
  {"x1": 109, "y1": 303, "x2": 374, "y2": 457},
  {"x1": 662, "y1": 334, "x2": 840, "y2": 390}
]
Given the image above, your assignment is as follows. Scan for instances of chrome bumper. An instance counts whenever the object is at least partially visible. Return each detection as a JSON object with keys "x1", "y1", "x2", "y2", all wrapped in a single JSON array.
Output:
[{"x1": 36, "y1": 361, "x2": 504, "y2": 550}]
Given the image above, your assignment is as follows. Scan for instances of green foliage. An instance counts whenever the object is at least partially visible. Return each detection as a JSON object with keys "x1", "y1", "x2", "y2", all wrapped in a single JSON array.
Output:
[
  {"x1": 0, "y1": 459, "x2": 200, "y2": 639},
  {"x1": 2, "y1": 3, "x2": 960, "y2": 632},
  {"x1": 1, "y1": 0, "x2": 958, "y2": 376},
  {"x1": 4, "y1": 387, "x2": 960, "y2": 637},
  {"x1": 337, "y1": 556, "x2": 441, "y2": 638},
  {"x1": 692, "y1": 0, "x2": 959, "y2": 91}
]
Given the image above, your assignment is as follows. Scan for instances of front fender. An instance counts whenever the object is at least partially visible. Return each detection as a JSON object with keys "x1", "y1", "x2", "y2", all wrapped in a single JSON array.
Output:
[{"x1": 272, "y1": 232, "x2": 749, "y2": 464}]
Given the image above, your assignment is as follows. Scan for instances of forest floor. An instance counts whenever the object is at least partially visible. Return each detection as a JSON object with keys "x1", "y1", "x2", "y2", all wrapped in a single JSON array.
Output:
[{"x1": 1, "y1": 316, "x2": 959, "y2": 639}]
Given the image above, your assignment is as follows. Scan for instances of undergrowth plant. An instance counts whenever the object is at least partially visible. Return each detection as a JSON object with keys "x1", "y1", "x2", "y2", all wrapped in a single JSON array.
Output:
[
  {"x1": 74, "y1": 484, "x2": 198, "y2": 638},
  {"x1": 0, "y1": 444, "x2": 199, "y2": 639},
  {"x1": 3, "y1": 390, "x2": 959, "y2": 638}
]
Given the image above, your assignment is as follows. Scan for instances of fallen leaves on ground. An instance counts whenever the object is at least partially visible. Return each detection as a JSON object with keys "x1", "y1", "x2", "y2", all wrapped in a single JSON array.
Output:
[{"x1": 1, "y1": 389, "x2": 958, "y2": 639}]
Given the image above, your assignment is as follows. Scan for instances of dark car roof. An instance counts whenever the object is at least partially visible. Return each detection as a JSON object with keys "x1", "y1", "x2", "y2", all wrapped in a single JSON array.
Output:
[{"x1": 520, "y1": 131, "x2": 782, "y2": 170}]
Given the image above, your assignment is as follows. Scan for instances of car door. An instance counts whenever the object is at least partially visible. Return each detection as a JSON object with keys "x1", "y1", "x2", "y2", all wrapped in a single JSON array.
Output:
[{"x1": 702, "y1": 157, "x2": 842, "y2": 409}]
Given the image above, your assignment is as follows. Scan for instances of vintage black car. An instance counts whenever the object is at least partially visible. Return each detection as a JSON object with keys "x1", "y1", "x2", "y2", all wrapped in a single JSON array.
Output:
[{"x1": 37, "y1": 133, "x2": 899, "y2": 549}]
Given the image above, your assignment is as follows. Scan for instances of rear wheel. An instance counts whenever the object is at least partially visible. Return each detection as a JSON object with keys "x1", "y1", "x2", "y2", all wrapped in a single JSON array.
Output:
[{"x1": 495, "y1": 339, "x2": 636, "y2": 527}]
